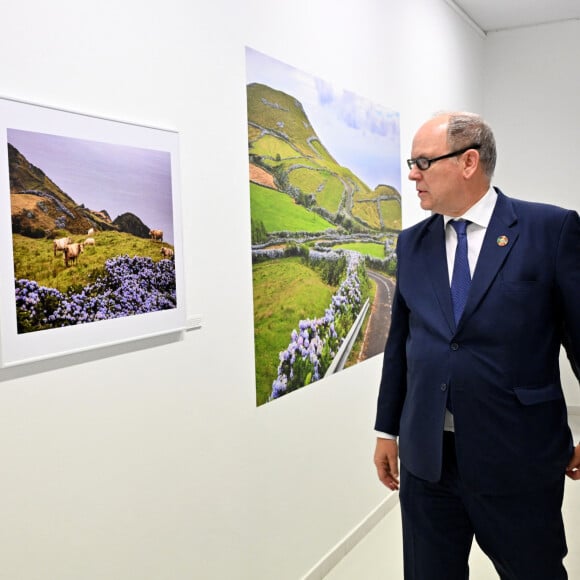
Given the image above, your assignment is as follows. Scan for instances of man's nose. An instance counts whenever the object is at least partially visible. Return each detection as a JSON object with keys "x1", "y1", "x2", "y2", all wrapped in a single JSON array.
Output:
[{"x1": 408, "y1": 165, "x2": 421, "y2": 181}]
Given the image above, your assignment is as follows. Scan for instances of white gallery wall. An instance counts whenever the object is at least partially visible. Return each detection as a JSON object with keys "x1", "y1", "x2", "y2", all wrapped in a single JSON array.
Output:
[
  {"x1": 484, "y1": 20, "x2": 580, "y2": 405},
  {"x1": 0, "y1": 0, "x2": 484, "y2": 578}
]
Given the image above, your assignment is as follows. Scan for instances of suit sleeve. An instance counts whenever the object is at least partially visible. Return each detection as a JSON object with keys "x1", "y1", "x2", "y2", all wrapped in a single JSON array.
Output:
[
  {"x1": 557, "y1": 210, "x2": 580, "y2": 382},
  {"x1": 374, "y1": 242, "x2": 409, "y2": 435}
]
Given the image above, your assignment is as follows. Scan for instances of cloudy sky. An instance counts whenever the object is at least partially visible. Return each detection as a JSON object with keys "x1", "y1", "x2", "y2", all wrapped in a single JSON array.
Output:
[
  {"x1": 245, "y1": 46, "x2": 401, "y2": 193},
  {"x1": 8, "y1": 129, "x2": 175, "y2": 244}
]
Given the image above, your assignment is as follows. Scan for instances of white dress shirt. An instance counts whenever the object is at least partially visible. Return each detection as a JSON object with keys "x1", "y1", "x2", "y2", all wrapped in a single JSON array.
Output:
[{"x1": 377, "y1": 187, "x2": 498, "y2": 439}]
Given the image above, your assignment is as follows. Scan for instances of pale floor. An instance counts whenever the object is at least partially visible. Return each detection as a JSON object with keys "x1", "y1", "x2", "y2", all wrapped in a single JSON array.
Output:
[{"x1": 325, "y1": 414, "x2": 580, "y2": 580}]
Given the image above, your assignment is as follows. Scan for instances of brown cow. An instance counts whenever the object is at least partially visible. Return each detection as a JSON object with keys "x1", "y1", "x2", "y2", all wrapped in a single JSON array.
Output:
[
  {"x1": 63, "y1": 243, "x2": 84, "y2": 267},
  {"x1": 160, "y1": 246, "x2": 174, "y2": 259},
  {"x1": 149, "y1": 229, "x2": 163, "y2": 242},
  {"x1": 53, "y1": 236, "x2": 72, "y2": 257}
]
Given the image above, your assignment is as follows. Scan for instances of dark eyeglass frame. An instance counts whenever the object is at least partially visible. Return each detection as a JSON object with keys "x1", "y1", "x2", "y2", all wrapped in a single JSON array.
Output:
[{"x1": 407, "y1": 144, "x2": 481, "y2": 171}]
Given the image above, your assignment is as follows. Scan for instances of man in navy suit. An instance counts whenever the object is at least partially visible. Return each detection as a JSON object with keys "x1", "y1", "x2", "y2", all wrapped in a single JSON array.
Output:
[{"x1": 373, "y1": 112, "x2": 580, "y2": 579}]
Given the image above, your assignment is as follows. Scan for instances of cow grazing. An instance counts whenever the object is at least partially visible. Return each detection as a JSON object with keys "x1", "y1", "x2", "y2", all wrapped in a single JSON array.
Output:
[
  {"x1": 87, "y1": 227, "x2": 95, "y2": 236},
  {"x1": 149, "y1": 229, "x2": 163, "y2": 242},
  {"x1": 53, "y1": 236, "x2": 72, "y2": 257},
  {"x1": 84, "y1": 237, "x2": 96, "y2": 246},
  {"x1": 160, "y1": 247, "x2": 174, "y2": 259},
  {"x1": 63, "y1": 243, "x2": 84, "y2": 267}
]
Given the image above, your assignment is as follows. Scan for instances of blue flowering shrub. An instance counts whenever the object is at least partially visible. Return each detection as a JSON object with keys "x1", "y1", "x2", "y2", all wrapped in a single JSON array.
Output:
[
  {"x1": 270, "y1": 251, "x2": 368, "y2": 400},
  {"x1": 15, "y1": 255, "x2": 176, "y2": 333},
  {"x1": 305, "y1": 249, "x2": 347, "y2": 286},
  {"x1": 252, "y1": 241, "x2": 309, "y2": 263}
]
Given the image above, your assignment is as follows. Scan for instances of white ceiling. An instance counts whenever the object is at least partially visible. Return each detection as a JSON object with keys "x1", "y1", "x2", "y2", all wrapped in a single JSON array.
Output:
[{"x1": 451, "y1": 0, "x2": 580, "y2": 32}]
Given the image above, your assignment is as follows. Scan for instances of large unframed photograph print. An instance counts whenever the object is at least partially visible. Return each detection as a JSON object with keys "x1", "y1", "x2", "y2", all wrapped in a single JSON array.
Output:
[{"x1": 246, "y1": 47, "x2": 402, "y2": 406}]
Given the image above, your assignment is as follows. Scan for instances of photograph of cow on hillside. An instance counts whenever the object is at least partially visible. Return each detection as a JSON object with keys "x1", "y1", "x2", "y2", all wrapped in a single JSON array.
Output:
[{"x1": 8, "y1": 128, "x2": 178, "y2": 334}]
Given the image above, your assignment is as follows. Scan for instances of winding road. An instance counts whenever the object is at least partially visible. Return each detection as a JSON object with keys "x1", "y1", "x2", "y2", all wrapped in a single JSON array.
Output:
[{"x1": 358, "y1": 270, "x2": 395, "y2": 362}]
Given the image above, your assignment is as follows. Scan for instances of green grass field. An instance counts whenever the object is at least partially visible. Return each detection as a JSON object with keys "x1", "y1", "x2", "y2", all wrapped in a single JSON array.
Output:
[
  {"x1": 253, "y1": 257, "x2": 336, "y2": 405},
  {"x1": 352, "y1": 200, "x2": 381, "y2": 230},
  {"x1": 12, "y1": 231, "x2": 173, "y2": 293},
  {"x1": 315, "y1": 174, "x2": 344, "y2": 214},
  {"x1": 250, "y1": 134, "x2": 300, "y2": 161},
  {"x1": 333, "y1": 242, "x2": 385, "y2": 259},
  {"x1": 250, "y1": 182, "x2": 335, "y2": 233},
  {"x1": 380, "y1": 199, "x2": 402, "y2": 230}
]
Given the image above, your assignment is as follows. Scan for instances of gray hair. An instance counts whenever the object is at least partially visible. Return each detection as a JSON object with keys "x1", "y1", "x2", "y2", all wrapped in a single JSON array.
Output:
[{"x1": 444, "y1": 112, "x2": 496, "y2": 179}]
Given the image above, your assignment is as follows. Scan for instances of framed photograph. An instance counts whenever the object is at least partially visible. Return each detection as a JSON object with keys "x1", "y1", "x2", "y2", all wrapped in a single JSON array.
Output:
[{"x1": 0, "y1": 96, "x2": 185, "y2": 367}]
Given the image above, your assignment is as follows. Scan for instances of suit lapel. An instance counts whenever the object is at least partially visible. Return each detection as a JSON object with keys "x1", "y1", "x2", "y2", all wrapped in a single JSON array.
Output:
[
  {"x1": 422, "y1": 215, "x2": 456, "y2": 333},
  {"x1": 461, "y1": 191, "x2": 519, "y2": 326}
]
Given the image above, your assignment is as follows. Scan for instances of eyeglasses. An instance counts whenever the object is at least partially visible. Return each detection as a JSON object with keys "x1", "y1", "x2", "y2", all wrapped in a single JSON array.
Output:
[{"x1": 407, "y1": 144, "x2": 481, "y2": 171}]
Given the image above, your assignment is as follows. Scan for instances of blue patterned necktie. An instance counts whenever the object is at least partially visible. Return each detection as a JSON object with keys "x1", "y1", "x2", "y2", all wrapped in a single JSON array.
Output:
[{"x1": 450, "y1": 219, "x2": 471, "y2": 324}]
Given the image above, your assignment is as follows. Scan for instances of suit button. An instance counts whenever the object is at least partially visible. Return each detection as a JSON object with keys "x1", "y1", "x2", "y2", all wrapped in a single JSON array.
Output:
[
  {"x1": 441, "y1": 383, "x2": 448, "y2": 392},
  {"x1": 450, "y1": 342, "x2": 459, "y2": 351}
]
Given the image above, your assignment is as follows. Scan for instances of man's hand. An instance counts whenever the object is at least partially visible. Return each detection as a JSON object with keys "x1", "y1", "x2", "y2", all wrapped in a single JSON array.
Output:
[
  {"x1": 566, "y1": 443, "x2": 580, "y2": 480},
  {"x1": 374, "y1": 437, "x2": 400, "y2": 491}
]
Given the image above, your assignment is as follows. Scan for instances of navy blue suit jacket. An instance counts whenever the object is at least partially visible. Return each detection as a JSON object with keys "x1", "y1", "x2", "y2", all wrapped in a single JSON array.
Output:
[{"x1": 375, "y1": 189, "x2": 580, "y2": 494}]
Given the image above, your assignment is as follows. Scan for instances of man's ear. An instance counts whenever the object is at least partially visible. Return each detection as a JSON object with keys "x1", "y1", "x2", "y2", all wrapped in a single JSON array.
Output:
[{"x1": 462, "y1": 149, "x2": 480, "y2": 179}]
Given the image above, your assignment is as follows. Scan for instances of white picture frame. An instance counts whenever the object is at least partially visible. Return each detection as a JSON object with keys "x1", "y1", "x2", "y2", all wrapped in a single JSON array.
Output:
[{"x1": 0, "y1": 96, "x2": 185, "y2": 367}]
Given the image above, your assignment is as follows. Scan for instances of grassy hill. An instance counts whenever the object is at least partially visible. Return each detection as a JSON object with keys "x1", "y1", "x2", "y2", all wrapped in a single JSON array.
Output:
[
  {"x1": 250, "y1": 183, "x2": 335, "y2": 233},
  {"x1": 13, "y1": 231, "x2": 172, "y2": 293},
  {"x1": 8, "y1": 143, "x2": 118, "y2": 236},
  {"x1": 8, "y1": 143, "x2": 151, "y2": 240},
  {"x1": 247, "y1": 82, "x2": 401, "y2": 233},
  {"x1": 247, "y1": 83, "x2": 337, "y2": 164}
]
